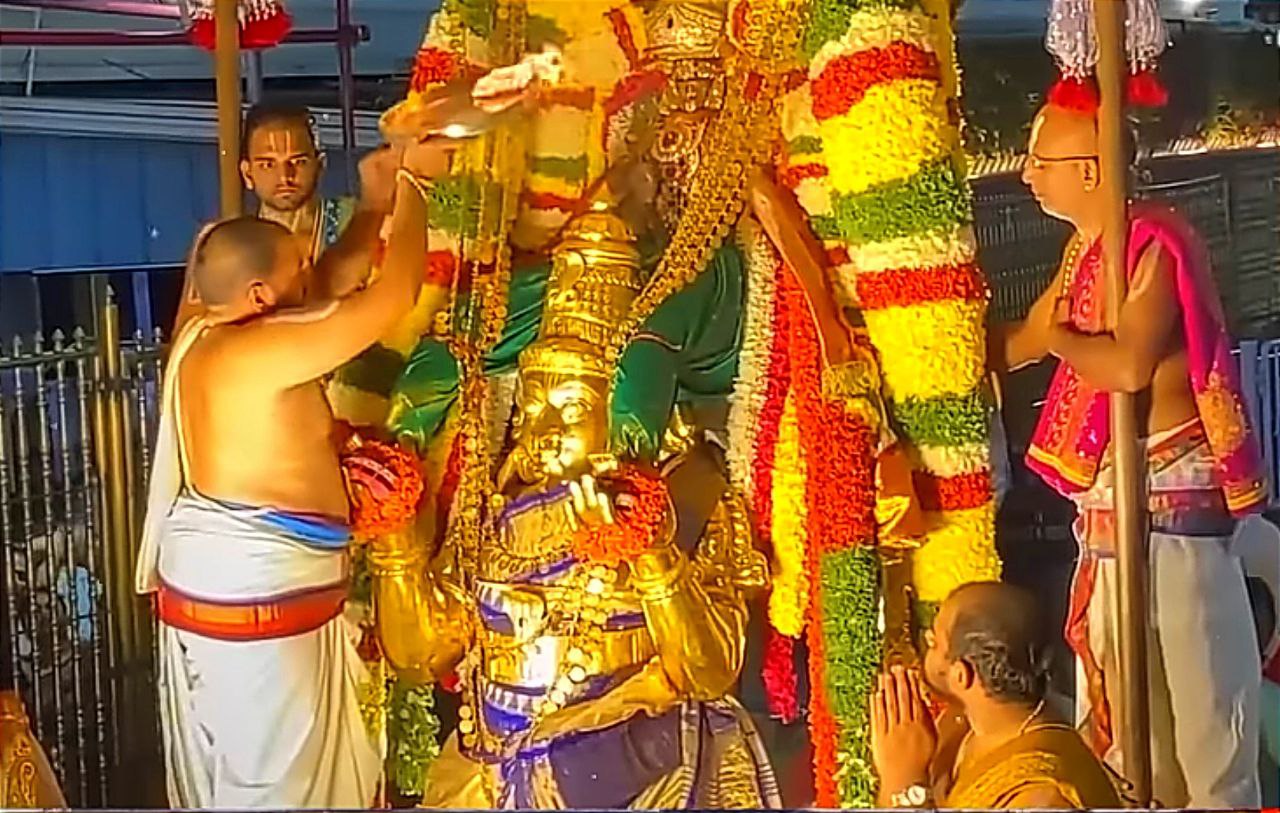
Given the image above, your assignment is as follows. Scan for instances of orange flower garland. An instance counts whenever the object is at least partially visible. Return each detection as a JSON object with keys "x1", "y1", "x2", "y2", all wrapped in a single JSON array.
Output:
[
  {"x1": 570, "y1": 466, "x2": 671, "y2": 567},
  {"x1": 342, "y1": 437, "x2": 427, "y2": 537}
]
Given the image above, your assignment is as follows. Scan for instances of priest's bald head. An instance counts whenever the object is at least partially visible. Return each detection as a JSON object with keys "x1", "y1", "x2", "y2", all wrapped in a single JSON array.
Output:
[{"x1": 1021, "y1": 103, "x2": 1137, "y2": 228}]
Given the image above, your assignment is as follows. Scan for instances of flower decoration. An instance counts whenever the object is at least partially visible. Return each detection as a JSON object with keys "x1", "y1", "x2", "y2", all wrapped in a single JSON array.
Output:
[
  {"x1": 571, "y1": 466, "x2": 671, "y2": 567},
  {"x1": 342, "y1": 437, "x2": 426, "y2": 538},
  {"x1": 186, "y1": 0, "x2": 291, "y2": 50}
]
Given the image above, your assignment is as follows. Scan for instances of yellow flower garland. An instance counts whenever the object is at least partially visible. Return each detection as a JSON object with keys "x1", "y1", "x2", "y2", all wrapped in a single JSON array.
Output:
[{"x1": 769, "y1": 393, "x2": 811, "y2": 637}]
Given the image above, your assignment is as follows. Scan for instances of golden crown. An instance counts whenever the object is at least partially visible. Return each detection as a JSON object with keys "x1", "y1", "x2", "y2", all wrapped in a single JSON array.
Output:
[
  {"x1": 519, "y1": 205, "x2": 643, "y2": 379},
  {"x1": 644, "y1": 1, "x2": 728, "y2": 62}
]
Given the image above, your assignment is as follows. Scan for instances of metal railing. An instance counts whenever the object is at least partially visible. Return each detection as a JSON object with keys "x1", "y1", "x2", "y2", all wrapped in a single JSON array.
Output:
[
  {"x1": 1242, "y1": 339, "x2": 1280, "y2": 508},
  {"x1": 0, "y1": 295, "x2": 160, "y2": 807}
]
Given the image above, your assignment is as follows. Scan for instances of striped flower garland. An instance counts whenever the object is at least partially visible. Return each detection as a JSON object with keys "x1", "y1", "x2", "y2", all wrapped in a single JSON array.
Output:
[
  {"x1": 756, "y1": 0, "x2": 1003, "y2": 806},
  {"x1": 729, "y1": 219, "x2": 881, "y2": 804},
  {"x1": 788, "y1": 0, "x2": 1001, "y2": 618}
]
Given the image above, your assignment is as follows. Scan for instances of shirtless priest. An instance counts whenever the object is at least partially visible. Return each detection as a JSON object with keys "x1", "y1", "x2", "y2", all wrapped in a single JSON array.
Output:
[
  {"x1": 136, "y1": 138, "x2": 454, "y2": 809},
  {"x1": 997, "y1": 103, "x2": 1266, "y2": 807}
]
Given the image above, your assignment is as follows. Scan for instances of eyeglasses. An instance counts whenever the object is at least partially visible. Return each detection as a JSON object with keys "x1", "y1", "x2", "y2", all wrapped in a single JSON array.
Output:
[{"x1": 1026, "y1": 153, "x2": 1099, "y2": 170}]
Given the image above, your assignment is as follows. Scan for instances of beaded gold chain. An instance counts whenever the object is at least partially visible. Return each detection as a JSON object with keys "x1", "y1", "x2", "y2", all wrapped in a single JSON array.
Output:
[{"x1": 605, "y1": 1, "x2": 806, "y2": 365}]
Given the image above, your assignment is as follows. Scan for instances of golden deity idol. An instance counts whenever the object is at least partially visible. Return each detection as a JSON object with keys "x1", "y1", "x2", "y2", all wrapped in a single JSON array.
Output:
[
  {"x1": 337, "y1": 0, "x2": 997, "y2": 806},
  {"x1": 370, "y1": 204, "x2": 778, "y2": 808}
]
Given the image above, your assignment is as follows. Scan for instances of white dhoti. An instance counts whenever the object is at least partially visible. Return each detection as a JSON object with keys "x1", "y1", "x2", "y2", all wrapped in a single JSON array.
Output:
[
  {"x1": 1068, "y1": 420, "x2": 1262, "y2": 808},
  {"x1": 153, "y1": 495, "x2": 382, "y2": 809},
  {"x1": 136, "y1": 319, "x2": 382, "y2": 809}
]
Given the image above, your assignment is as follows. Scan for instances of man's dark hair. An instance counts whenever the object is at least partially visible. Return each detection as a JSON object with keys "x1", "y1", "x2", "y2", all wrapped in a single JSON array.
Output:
[
  {"x1": 241, "y1": 102, "x2": 319, "y2": 159},
  {"x1": 946, "y1": 582, "x2": 1052, "y2": 705}
]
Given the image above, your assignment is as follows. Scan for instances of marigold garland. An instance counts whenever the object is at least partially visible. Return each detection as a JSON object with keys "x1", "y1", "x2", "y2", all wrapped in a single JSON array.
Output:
[
  {"x1": 769, "y1": 394, "x2": 810, "y2": 637},
  {"x1": 811, "y1": 42, "x2": 939, "y2": 121},
  {"x1": 786, "y1": 1, "x2": 1001, "y2": 804},
  {"x1": 570, "y1": 466, "x2": 670, "y2": 567},
  {"x1": 410, "y1": 46, "x2": 460, "y2": 92},
  {"x1": 342, "y1": 438, "x2": 426, "y2": 537}
]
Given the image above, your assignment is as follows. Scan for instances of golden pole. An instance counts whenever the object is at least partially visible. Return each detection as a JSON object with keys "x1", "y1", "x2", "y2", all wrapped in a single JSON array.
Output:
[
  {"x1": 1094, "y1": 0, "x2": 1152, "y2": 804},
  {"x1": 214, "y1": 0, "x2": 242, "y2": 217}
]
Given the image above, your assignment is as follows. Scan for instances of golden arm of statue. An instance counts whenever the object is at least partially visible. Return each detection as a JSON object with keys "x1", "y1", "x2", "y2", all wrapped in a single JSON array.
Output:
[
  {"x1": 369, "y1": 531, "x2": 472, "y2": 683},
  {"x1": 629, "y1": 461, "x2": 765, "y2": 701}
]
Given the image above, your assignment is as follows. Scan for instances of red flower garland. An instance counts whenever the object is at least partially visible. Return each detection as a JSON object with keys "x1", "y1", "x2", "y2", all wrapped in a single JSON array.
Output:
[
  {"x1": 779, "y1": 162, "x2": 829, "y2": 189},
  {"x1": 812, "y1": 42, "x2": 940, "y2": 121},
  {"x1": 409, "y1": 47, "x2": 459, "y2": 93},
  {"x1": 854, "y1": 262, "x2": 989, "y2": 310},
  {"x1": 522, "y1": 190, "x2": 581, "y2": 213},
  {"x1": 912, "y1": 470, "x2": 992, "y2": 513},
  {"x1": 763, "y1": 625, "x2": 800, "y2": 722},
  {"x1": 570, "y1": 467, "x2": 670, "y2": 567},
  {"x1": 603, "y1": 70, "x2": 667, "y2": 116},
  {"x1": 784, "y1": 270, "x2": 877, "y2": 807},
  {"x1": 342, "y1": 438, "x2": 426, "y2": 537},
  {"x1": 606, "y1": 6, "x2": 642, "y2": 71},
  {"x1": 425, "y1": 250, "x2": 458, "y2": 287}
]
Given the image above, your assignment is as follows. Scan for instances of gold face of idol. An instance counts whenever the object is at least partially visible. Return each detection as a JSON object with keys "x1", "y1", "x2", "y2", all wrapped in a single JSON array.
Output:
[{"x1": 509, "y1": 361, "x2": 611, "y2": 487}]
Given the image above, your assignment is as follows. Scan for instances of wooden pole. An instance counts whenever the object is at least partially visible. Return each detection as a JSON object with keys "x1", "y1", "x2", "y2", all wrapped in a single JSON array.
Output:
[
  {"x1": 1094, "y1": 0, "x2": 1152, "y2": 805},
  {"x1": 214, "y1": 0, "x2": 242, "y2": 217}
]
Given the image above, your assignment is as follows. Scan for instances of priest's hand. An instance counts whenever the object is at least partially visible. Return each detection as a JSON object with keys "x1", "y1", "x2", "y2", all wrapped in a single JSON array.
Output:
[{"x1": 871, "y1": 666, "x2": 937, "y2": 802}]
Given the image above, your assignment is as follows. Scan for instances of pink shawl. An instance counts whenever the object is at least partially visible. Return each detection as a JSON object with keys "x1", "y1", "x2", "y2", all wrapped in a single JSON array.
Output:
[{"x1": 1026, "y1": 203, "x2": 1268, "y2": 517}]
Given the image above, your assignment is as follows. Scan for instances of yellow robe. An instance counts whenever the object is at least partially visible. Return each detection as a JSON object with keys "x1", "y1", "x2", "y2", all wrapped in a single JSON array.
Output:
[
  {"x1": 946, "y1": 722, "x2": 1122, "y2": 809},
  {"x1": 0, "y1": 691, "x2": 66, "y2": 809}
]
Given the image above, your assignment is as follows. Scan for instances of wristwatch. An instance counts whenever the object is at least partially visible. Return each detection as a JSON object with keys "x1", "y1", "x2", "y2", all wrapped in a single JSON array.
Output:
[{"x1": 890, "y1": 783, "x2": 931, "y2": 808}]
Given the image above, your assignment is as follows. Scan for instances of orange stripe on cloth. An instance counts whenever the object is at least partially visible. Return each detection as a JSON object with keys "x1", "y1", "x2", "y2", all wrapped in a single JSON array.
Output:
[
  {"x1": 1065, "y1": 552, "x2": 1113, "y2": 757},
  {"x1": 155, "y1": 582, "x2": 347, "y2": 642}
]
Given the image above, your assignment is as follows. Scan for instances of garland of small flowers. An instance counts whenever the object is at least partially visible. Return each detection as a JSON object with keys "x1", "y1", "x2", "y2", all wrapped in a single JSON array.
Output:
[
  {"x1": 783, "y1": 272, "x2": 881, "y2": 808},
  {"x1": 342, "y1": 437, "x2": 427, "y2": 538},
  {"x1": 786, "y1": 0, "x2": 1000, "y2": 621},
  {"x1": 727, "y1": 226, "x2": 809, "y2": 721},
  {"x1": 570, "y1": 466, "x2": 670, "y2": 567}
]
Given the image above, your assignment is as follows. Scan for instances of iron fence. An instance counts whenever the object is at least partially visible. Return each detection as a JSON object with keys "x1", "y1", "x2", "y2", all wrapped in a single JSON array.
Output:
[{"x1": 0, "y1": 304, "x2": 161, "y2": 807}]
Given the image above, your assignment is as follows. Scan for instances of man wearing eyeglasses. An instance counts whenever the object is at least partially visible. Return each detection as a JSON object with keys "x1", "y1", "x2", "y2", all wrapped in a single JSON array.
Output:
[{"x1": 989, "y1": 102, "x2": 1268, "y2": 808}]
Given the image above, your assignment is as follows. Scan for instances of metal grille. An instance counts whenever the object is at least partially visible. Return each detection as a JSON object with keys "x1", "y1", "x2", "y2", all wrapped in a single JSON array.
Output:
[
  {"x1": 972, "y1": 181, "x2": 1074, "y2": 322},
  {"x1": 0, "y1": 322, "x2": 162, "y2": 807},
  {"x1": 1241, "y1": 339, "x2": 1280, "y2": 509}
]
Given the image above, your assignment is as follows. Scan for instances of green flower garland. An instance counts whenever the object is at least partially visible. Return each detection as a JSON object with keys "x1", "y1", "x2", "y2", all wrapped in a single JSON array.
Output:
[
  {"x1": 388, "y1": 680, "x2": 443, "y2": 797},
  {"x1": 820, "y1": 546, "x2": 883, "y2": 807},
  {"x1": 889, "y1": 389, "x2": 991, "y2": 447},
  {"x1": 811, "y1": 161, "x2": 972, "y2": 244},
  {"x1": 348, "y1": 548, "x2": 443, "y2": 797}
]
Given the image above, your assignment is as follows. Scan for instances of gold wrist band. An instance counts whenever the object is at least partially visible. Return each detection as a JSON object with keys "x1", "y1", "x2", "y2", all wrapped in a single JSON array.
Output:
[
  {"x1": 396, "y1": 168, "x2": 433, "y2": 203},
  {"x1": 631, "y1": 548, "x2": 687, "y2": 600},
  {"x1": 367, "y1": 543, "x2": 426, "y2": 577}
]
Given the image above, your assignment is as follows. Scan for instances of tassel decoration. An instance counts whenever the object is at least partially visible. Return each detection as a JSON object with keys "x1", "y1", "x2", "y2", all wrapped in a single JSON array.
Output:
[
  {"x1": 187, "y1": 0, "x2": 292, "y2": 51},
  {"x1": 1047, "y1": 67, "x2": 1169, "y2": 113}
]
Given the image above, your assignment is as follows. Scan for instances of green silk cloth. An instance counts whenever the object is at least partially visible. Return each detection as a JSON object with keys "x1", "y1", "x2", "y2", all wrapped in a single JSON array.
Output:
[{"x1": 387, "y1": 241, "x2": 745, "y2": 461}]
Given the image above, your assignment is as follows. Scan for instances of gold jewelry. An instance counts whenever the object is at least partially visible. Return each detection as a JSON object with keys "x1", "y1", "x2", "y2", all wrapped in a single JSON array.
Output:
[
  {"x1": 367, "y1": 542, "x2": 426, "y2": 576},
  {"x1": 396, "y1": 168, "x2": 433, "y2": 203}
]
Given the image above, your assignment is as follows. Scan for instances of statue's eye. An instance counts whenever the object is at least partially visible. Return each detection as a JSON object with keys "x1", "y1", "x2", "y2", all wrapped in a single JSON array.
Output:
[{"x1": 561, "y1": 403, "x2": 586, "y2": 424}]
